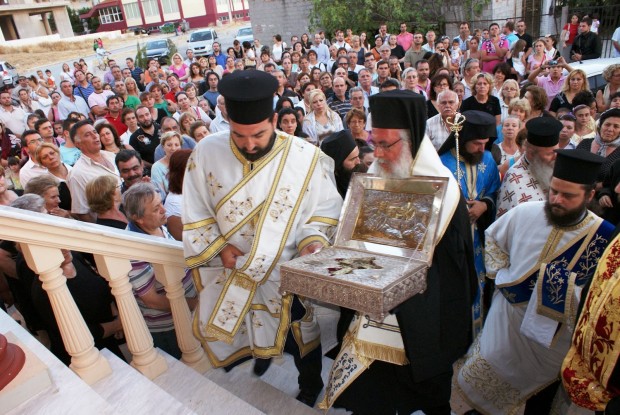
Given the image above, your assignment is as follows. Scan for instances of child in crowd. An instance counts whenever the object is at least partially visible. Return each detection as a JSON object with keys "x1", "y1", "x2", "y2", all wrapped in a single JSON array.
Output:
[{"x1": 451, "y1": 39, "x2": 463, "y2": 76}]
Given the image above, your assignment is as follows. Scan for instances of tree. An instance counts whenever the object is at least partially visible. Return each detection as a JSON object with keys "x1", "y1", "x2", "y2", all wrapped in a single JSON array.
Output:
[
  {"x1": 135, "y1": 41, "x2": 147, "y2": 69},
  {"x1": 66, "y1": 6, "x2": 100, "y2": 34}
]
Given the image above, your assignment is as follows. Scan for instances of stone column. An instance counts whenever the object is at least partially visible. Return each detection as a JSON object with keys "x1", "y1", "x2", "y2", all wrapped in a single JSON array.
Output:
[{"x1": 21, "y1": 245, "x2": 111, "y2": 385}]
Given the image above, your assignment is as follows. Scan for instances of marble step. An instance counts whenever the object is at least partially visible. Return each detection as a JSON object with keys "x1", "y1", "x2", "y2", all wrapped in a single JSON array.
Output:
[
  {"x1": 92, "y1": 349, "x2": 196, "y2": 415},
  {"x1": 152, "y1": 350, "x2": 265, "y2": 415}
]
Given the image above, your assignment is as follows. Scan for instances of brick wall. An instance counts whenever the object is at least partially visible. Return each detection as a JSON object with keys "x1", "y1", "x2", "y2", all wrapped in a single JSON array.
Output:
[{"x1": 248, "y1": 0, "x2": 314, "y2": 46}]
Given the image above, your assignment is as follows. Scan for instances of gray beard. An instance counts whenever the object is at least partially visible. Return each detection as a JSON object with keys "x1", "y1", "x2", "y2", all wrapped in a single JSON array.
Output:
[
  {"x1": 528, "y1": 156, "x2": 554, "y2": 191},
  {"x1": 374, "y1": 142, "x2": 413, "y2": 179}
]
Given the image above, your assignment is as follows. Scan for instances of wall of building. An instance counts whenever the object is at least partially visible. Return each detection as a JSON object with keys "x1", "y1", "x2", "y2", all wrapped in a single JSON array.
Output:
[
  {"x1": 247, "y1": 0, "x2": 313, "y2": 46},
  {"x1": 12, "y1": 12, "x2": 48, "y2": 38}
]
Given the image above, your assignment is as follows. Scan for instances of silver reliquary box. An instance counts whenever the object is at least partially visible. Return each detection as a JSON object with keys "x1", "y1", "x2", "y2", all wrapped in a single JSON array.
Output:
[{"x1": 280, "y1": 174, "x2": 448, "y2": 320}]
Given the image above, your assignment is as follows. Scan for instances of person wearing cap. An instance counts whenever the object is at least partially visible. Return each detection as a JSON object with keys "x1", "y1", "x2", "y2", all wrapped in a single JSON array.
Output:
[
  {"x1": 182, "y1": 70, "x2": 342, "y2": 408},
  {"x1": 438, "y1": 110, "x2": 501, "y2": 334},
  {"x1": 496, "y1": 117, "x2": 563, "y2": 218},
  {"x1": 527, "y1": 56, "x2": 573, "y2": 109},
  {"x1": 457, "y1": 149, "x2": 615, "y2": 415},
  {"x1": 321, "y1": 89, "x2": 477, "y2": 415},
  {"x1": 320, "y1": 130, "x2": 360, "y2": 198}
]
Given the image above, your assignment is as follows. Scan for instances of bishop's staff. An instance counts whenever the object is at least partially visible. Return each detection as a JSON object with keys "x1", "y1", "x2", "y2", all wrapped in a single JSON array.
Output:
[{"x1": 445, "y1": 112, "x2": 467, "y2": 188}]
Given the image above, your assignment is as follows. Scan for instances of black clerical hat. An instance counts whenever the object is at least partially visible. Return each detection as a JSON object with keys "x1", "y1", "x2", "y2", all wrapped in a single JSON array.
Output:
[
  {"x1": 321, "y1": 130, "x2": 357, "y2": 169},
  {"x1": 526, "y1": 117, "x2": 562, "y2": 147},
  {"x1": 218, "y1": 70, "x2": 278, "y2": 125},
  {"x1": 369, "y1": 90, "x2": 427, "y2": 155},
  {"x1": 437, "y1": 110, "x2": 497, "y2": 155},
  {"x1": 553, "y1": 149, "x2": 605, "y2": 185}
]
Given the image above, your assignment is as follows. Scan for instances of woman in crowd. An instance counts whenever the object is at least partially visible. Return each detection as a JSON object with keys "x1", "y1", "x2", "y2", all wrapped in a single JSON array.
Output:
[
  {"x1": 197, "y1": 56, "x2": 209, "y2": 74},
  {"x1": 387, "y1": 34, "x2": 405, "y2": 60},
  {"x1": 309, "y1": 67, "x2": 322, "y2": 88},
  {"x1": 24, "y1": 174, "x2": 71, "y2": 218},
  {"x1": 295, "y1": 73, "x2": 312, "y2": 98},
  {"x1": 0, "y1": 167, "x2": 18, "y2": 205},
  {"x1": 178, "y1": 112, "x2": 197, "y2": 137},
  {"x1": 151, "y1": 131, "x2": 182, "y2": 199},
  {"x1": 492, "y1": 63, "x2": 512, "y2": 97},
  {"x1": 173, "y1": 92, "x2": 210, "y2": 125},
  {"x1": 597, "y1": 64, "x2": 620, "y2": 112},
  {"x1": 5, "y1": 157, "x2": 22, "y2": 194},
  {"x1": 543, "y1": 35, "x2": 560, "y2": 60},
  {"x1": 48, "y1": 91, "x2": 62, "y2": 123},
  {"x1": 257, "y1": 50, "x2": 275, "y2": 72},
  {"x1": 164, "y1": 149, "x2": 192, "y2": 241},
  {"x1": 499, "y1": 79, "x2": 520, "y2": 121},
  {"x1": 497, "y1": 116, "x2": 522, "y2": 164},
  {"x1": 350, "y1": 35, "x2": 366, "y2": 64},
  {"x1": 223, "y1": 57, "x2": 236, "y2": 75},
  {"x1": 507, "y1": 40, "x2": 527, "y2": 80},
  {"x1": 427, "y1": 74, "x2": 453, "y2": 119},
  {"x1": 125, "y1": 78, "x2": 140, "y2": 99},
  {"x1": 0, "y1": 121, "x2": 21, "y2": 168},
  {"x1": 453, "y1": 81, "x2": 466, "y2": 107},
  {"x1": 33, "y1": 143, "x2": 72, "y2": 213},
  {"x1": 28, "y1": 76, "x2": 52, "y2": 114},
  {"x1": 302, "y1": 89, "x2": 343, "y2": 145},
  {"x1": 60, "y1": 63, "x2": 74, "y2": 83},
  {"x1": 508, "y1": 98, "x2": 531, "y2": 123},
  {"x1": 549, "y1": 69, "x2": 589, "y2": 116},
  {"x1": 96, "y1": 123, "x2": 126, "y2": 155},
  {"x1": 525, "y1": 39, "x2": 548, "y2": 76},
  {"x1": 189, "y1": 121, "x2": 210, "y2": 143},
  {"x1": 281, "y1": 57, "x2": 298, "y2": 88},
  {"x1": 319, "y1": 72, "x2": 334, "y2": 98},
  {"x1": 277, "y1": 107, "x2": 306, "y2": 137},
  {"x1": 276, "y1": 97, "x2": 294, "y2": 113},
  {"x1": 524, "y1": 85, "x2": 549, "y2": 119},
  {"x1": 300, "y1": 33, "x2": 312, "y2": 50},
  {"x1": 207, "y1": 55, "x2": 224, "y2": 78},
  {"x1": 463, "y1": 37, "x2": 482, "y2": 66},
  {"x1": 271, "y1": 34, "x2": 286, "y2": 65},
  {"x1": 573, "y1": 103, "x2": 596, "y2": 143},
  {"x1": 427, "y1": 53, "x2": 447, "y2": 79},
  {"x1": 17, "y1": 88, "x2": 41, "y2": 114},
  {"x1": 188, "y1": 62, "x2": 205, "y2": 87},
  {"x1": 560, "y1": 14, "x2": 580, "y2": 59},
  {"x1": 461, "y1": 72, "x2": 501, "y2": 125},
  {"x1": 120, "y1": 108, "x2": 139, "y2": 147},
  {"x1": 360, "y1": 32, "x2": 371, "y2": 51},
  {"x1": 184, "y1": 83, "x2": 201, "y2": 107},
  {"x1": 86, "y1": 175, "x2": 126, "y2": 229},
  {"x1": 401, "y1": 68, "x2": 419, "y2": 93},
  {"x1": 169, "y1": 53, "x2": 189, "y2": 81},
  {"x1": 371, "y1": 36, "x2": 384, "y2": 61},
  {"x1": 577, "y1": 109, "x2": 620, "y2": 188},
  {"x1": 346, "y1": 108, "x2": 370, "y2": 145}
]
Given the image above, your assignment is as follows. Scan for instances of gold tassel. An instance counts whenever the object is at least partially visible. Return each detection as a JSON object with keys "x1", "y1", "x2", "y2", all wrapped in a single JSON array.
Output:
[
  {"x1": 353, "y1": 338, "x2": 409, "y2": 365},
  {"x1": 205, "y1": 325, "x2": 235, "y2": 345}
]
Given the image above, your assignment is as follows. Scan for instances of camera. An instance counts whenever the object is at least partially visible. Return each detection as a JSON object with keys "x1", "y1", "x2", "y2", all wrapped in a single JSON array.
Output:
[{"x1": 548, "y1": 60, "x2": 558, "y2": 66}]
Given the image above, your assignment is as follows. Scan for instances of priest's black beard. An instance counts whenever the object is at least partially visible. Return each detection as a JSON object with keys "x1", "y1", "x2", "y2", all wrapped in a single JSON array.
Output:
[
  {"x1": 239, "y1": 132, "x2": 276, "y2": 162},
  {"x1": 459, "y1": 146, "x2": 483, "y2": 165},
  {"x1": 544, "y1": 199, "x2": 588, "y2": 227}
]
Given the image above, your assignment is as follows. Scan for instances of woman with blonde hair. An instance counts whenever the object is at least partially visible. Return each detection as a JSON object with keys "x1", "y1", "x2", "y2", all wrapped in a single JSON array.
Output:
[
  {"x1": 549, "y1": 69, "x2": 590, "y2": 116},
  {"x1": 499, "y1": 79, "x2": 520, "y2": 121},
  {"x1": 178, "y1": 112, "x2": 197, "y2": 137},
  {"x1": 86, "y1": 175, "x2": 127, "y2": 229},
  {"x1": 169, "y1": 53, "x2": 189, "y2": 81},
  {"x1": 508, "y1": 98, "x2": 531, "y2": 123},
  {"x1": 596, "y1": 64, "x2": 620, "y2": 112},
  {"x1": 151, "y1": 131, "x2": 182, "y2": 199},
  {"x1": 34, "y1": 142, "x2": 72, "y2": 211},
  {"x1": 124, "y1": 77, "x2": 140, "y2": 98},
  {"x1": 302, "y1": 89, "x2": 344, "y2": 145},
  {"x1": 461, "y1": 72, "x2": 502, "y2": 125},
  {"x1": 24, "y1": 174, "x2": 71, "y2": 218}
]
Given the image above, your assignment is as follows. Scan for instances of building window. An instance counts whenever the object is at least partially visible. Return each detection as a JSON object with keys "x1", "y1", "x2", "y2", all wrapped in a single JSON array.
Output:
[
  {"x1": 99, "y1": 6, "x2": 123, "y2": 24},
  {"x1": 161, "y1": 0, "x2": 179, "y2": 14},
  {"x1": 124, "y1": 1, "x2": 140, "y2": 20},
  {"x1": 141, "y1": 0, "x2": 159, "y2": 17}
]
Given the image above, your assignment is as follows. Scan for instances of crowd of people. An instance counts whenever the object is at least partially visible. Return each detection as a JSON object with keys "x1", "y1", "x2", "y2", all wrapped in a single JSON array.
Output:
[{"x1": 0, "y1": 13, "x2": 619, "y2": 415}]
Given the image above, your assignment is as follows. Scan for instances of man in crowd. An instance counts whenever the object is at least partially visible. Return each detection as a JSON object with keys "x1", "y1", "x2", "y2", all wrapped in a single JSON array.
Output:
[
  {"x1": 462, "y1": 58, "x2": 481, "y2": 100},
  {"x1": 516, "y1": 19, "x2": 533, "y2": 51},
  {"x1": 349, "y1": 87, "x2": 366, "y2": 113},
  {"x1": 403, "y1": 33, "x2": 426, "y2": 69},
  {"x1": 503, "y1": 20, "x2": 518, "y2": 45},
  {"x1": 347, "y1": 50, "x2": 364, "y2": 73},
  {"x1": 458, "y1": 149, "x2": 614, "y2": 414},
  {"x1": 311, "y1": 33, "x2": 330, "y2": 65},
  {"x1": 363, "y1": 53, "x2": 377, "y2": 78},
  {"x1": 115, "y1": 149, "x2": 147, "y2": 193},
  {"x1": 104, "y1": 95, "x2": 127, "y2": 136},
  {"x1": 422, "y1": 30, "x2": 437, "y2": 53},
  {"x1": 126, "y1": 57, "x2": 145, "y2": 88},
  {"x1": 527, "y1": 57, "x2": 573, "y2": 108},
  {"x1": 388, "y1": 56, "x2": 401, "y2": 81},
  {"x1": 130, "y1": 105, "x2": 161, "y2": 168},
  {"x1": 496, "y1": 118, "x2": 560, "y2": 217},
  {"x1": 211, "y1": 42, "x2": 227, "y2": 67},
  {"x1": 103, "y1": 59, "x2": 116, "y2": 84},
  {"x1": 320, "y1": 130, "x2": 359, "y2": 197},
  {"x1": 397, "y1": 23, "x2": 413, "y2": 52},
  {"x1": 322, "y1": 88, "x2": 476, "y2": 415},
  {"x1": 153, "y1": 117, "x2": 196, "y2": 162},
  {"x1": 109, "y1": 66, "x2": 125, "y2": 89},
  {"x1": 164, "y1": 74, "x2": 182, "y2": 103},
  {"x1": 210, "y1": 95, "x2": 229, "y2": 133},
  {"x1": 372, "y1": 60, "x2": 390, "y2": 88},
  {"x1": 0, "y1": 90, "x2": 27, "y2": 137},
  {"x1": 35, "y1": 118, "x2": 62, "y2": 147},
  {"x1": 454, "y1": 22, "x2": 471, "y2": 51},
  {"x1": 203, "y1": 72, "x2": 220, "y2": 110},
  {"x1": 67, "y1": 120, "x2": 119, "y2": 222},
  {"x1": 183, "y1": 70, "x2": 342, "y2": 407},
  {"x1": 11, "y1": 76, "x2": 30, "y2": 100},
  {"x1": 375, "y1": 24, "x2": 389, "y2": 44},
  {"x1": 274, "y1": 70, "x2": 296, "y2": 101},
  {"x1": 333, "y1": 29, "x2": 351, "y2": 52},
  {"x1": 415, "y1": 60, "x2": 431, "y2": 97},
  {"x1": 59, "y1": 117, "x2": 80, "y2": 166},
  {"x1": 19, "y1": 130, "x2": 47, "y2": 186},
  {"x1": 327, "y1": 76, "x2": 351, "y2": 119},
  {"x1": 73, "y1": 70, "x2": 95, "y2": 103},
  {"x1": 439, "y1": 111, "x2": 501, "y2": 333},
  {"x1": 88, "y1": 76, "x2": 115, "y2": 119},
  {"x1": 58, "y1": 80, "x2": 90, "y2": 121},
  {"x1": 558, "y1": 113, "x2": 577, "y2": 149},
  {"x1": 114, "y1": 80, "x2": 140, "y2": 109},
  {"x1": 426, "y1": 89, "x2": 459, "y2": 150},
  {"x1": 358, "y1": 69, "x2": 378, "y2": 109},
  {"x1": 183, "y1": 49, "x2": 195, "y2": 67},
  {"x1": 571, "y1": 17, "x2": 602, "y2": 61}
]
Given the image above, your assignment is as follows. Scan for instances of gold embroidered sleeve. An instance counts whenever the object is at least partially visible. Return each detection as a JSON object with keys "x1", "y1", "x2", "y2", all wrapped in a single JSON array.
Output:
[{"x1": 485, "y1": 236, "x2": 510, "y2": 279}]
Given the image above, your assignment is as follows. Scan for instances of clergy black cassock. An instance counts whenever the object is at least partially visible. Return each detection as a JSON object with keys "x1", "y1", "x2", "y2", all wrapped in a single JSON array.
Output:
[{"x1": 333, "y1": 90, "x2": 477, "y2": 415}]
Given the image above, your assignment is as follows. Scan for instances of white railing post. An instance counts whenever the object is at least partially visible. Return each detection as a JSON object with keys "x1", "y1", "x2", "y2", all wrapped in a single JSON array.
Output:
[
  {"x1": 93, "y1": 255, "x2": 168, "y2": 380},
  {"x1": 20, "y1": 244, "x2": 111, "y2": 384},
  {"x1": 151, "y1": 263, "x2": 210, "y2": 373}
]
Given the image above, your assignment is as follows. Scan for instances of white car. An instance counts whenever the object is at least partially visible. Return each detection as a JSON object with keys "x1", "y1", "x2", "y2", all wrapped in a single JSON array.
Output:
[
  {"x1": 0, "y1": 61, "x2": 19, "y2": 87},
  {"x1": 235, "y1": 26, "x2": 254, "y2": 44},
  {"x1": 187, "y1": 28, "x2": 218, "y2": 57},
  {"x1": 568, "y1": 57, "x2": 620, "y2": 94}
]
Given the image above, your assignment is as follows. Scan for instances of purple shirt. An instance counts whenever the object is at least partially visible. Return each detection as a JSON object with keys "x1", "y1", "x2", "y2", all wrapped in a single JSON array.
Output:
[{"x1": 536, "y1": 75, "x2": 566, "y2": 109}]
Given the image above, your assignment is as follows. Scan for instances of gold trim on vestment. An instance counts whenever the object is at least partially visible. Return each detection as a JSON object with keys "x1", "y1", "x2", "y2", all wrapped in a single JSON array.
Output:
[
  {"x1": 223, "y1": 202, "x2": 264, "y2": 240},
  {"x1": 297, "y1": 235, "x2": 328, "y2": 254},
  {"x1": 185, "y1": 235, "x2": 227, "y2": 268},
  {"x1": 183, "y1": 217, "x2": 217, "y2": 231},
  {"x1": 291, "y1": 320, "x2": 321, "y2": 358},
  {"x1": 307, "y1": 216, "x2": 339, "y2": 226},
  {"x1": 249, "y1": 303, "x2": 280, "y2": 318}
]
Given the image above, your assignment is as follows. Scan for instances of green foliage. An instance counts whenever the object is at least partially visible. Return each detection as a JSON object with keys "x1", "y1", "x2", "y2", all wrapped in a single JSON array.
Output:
[
  {"x1": 167, "y1": 39, "x2": 178, "y2": 62},
  {"x1": 135, "y1": 41, "x2": 148, "y2": 69},
  {"x1": 67, "y1": 6, "x2": 100, "y2": 34},
  {"x1": 309, "y1": 0, "x2": 445, "y2": 44}
]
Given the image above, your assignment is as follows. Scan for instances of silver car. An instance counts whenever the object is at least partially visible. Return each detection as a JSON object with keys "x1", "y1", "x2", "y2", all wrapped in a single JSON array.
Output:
[
  {"x1": 145, "y1": 39, "x2": 171, "y2": 64},
  {"x1": 0, "y1": 61, "x2": 19, "y2": 87},
  {"x1": 235, "y1": 26, "x2": 254, "y2": 44}
]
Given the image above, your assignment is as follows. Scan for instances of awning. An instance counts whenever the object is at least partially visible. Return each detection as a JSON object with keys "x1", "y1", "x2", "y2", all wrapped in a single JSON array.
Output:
[{"x1": 79, "y1": 0, "x2": 120, "y2": 19}]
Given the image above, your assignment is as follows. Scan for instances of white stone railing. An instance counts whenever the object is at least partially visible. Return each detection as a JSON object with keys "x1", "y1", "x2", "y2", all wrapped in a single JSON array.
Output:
[{"x1": 0, "y1": 206, "x2": 210, "y2": 384}]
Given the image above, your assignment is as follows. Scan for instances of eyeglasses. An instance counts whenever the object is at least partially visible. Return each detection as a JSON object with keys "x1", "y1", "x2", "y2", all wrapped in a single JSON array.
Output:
[
  {"x1": 27, "y1": 138, "x2": 44, "y2": 146},
  {"x1": 370, "y1": 139, "x2": 402, "y2": 151}
]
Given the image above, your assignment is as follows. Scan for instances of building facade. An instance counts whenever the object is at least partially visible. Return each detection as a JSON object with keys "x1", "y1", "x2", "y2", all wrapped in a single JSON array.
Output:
[{"x1": 0, "y1": 0, "x2": 73, "y2": 41}]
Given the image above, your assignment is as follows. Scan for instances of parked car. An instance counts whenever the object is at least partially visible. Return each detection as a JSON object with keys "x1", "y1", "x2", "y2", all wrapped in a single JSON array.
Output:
[
  {"x1": 568, "y1": 57, "x2": 620, "y2": 94},
  {"x1": 187, "y1": 28, "x2": 218, "y2": 57},
  {"x1": 235, "y1": 26, "x2": 254, "y2": 44},
  {"x1": 0, "y1": 61, "x2": 18, "y2": 87},
  {"x1": 145, "y1": 39, "x2": 171, "y2": 65}
]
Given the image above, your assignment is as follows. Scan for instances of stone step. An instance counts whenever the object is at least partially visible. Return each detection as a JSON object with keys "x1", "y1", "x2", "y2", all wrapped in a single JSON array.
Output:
[
  {"x1": 152, "y1": 350, "x2": 265, "y2": 415},
  {"x1": 92, "y1": 349, "x2": 196, "y2": 415}
]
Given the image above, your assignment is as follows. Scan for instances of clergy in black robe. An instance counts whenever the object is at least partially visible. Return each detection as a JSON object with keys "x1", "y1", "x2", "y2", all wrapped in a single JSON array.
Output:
[{"x1": 321, "y1": 90, "x2": 477, "y2": 415}]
